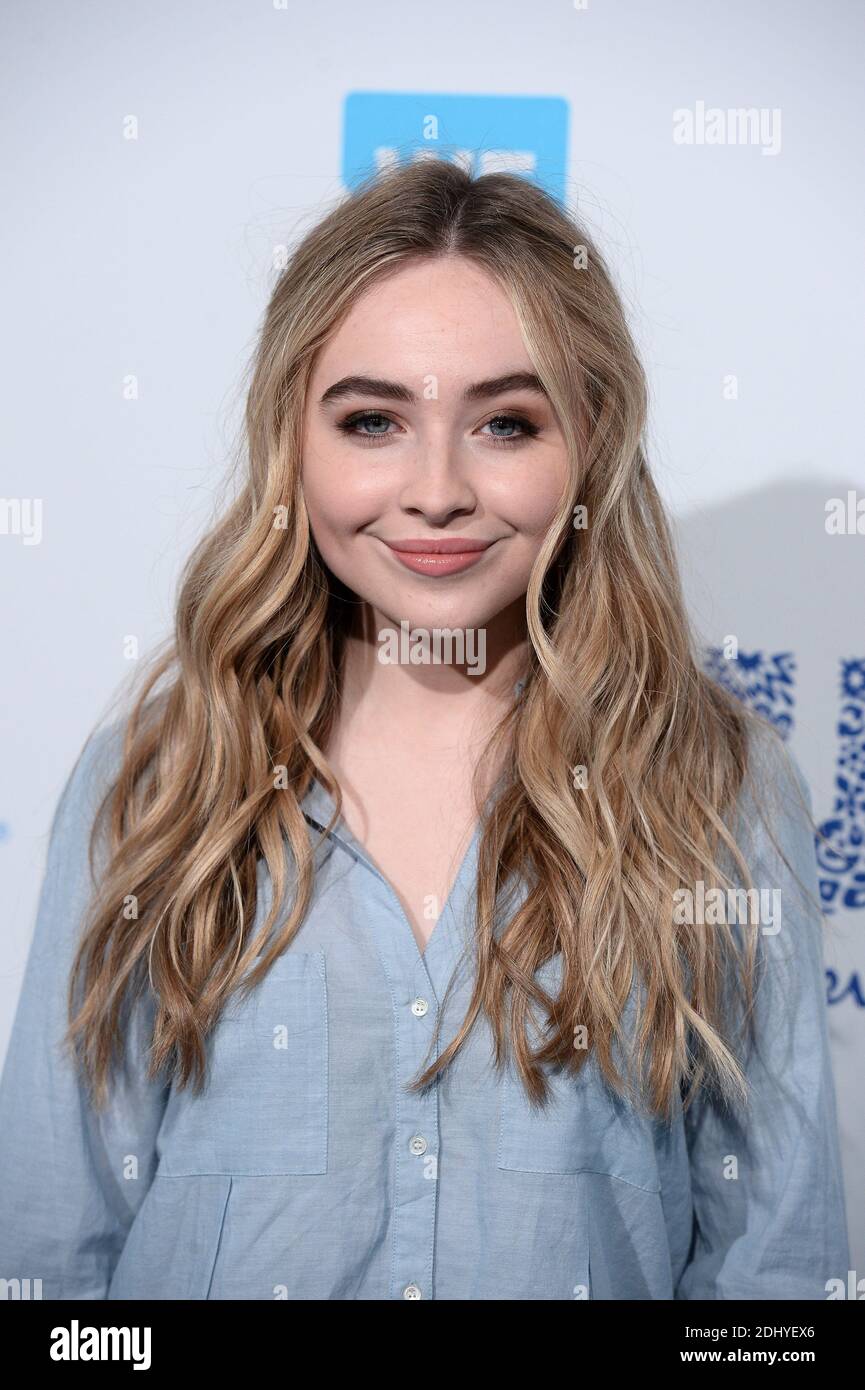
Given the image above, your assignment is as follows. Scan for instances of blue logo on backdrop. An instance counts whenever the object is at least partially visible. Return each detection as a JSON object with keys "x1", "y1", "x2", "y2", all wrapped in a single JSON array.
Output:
[
  {"x1": 703, "y1": 646, "x2": 865, "y2": 1009},
  {"x1": 342, "y1": 92, "x2": 569, "y2": 202},
  {"x1": 704, "y1": 648, "x2": 865, "y2": 919},
  {"x1": 704, "y1": 647, "x2": 797, "y2": 736}
]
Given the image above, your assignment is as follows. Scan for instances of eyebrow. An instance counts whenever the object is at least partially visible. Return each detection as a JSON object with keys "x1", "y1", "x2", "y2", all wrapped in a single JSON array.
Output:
[{"x1": 318, "y1": 371, "x2": 549, "y2": 407}]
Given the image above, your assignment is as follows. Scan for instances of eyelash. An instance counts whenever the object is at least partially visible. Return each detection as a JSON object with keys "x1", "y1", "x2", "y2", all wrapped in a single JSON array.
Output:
[{"x1": 335, "y1": 410, "x2": 541, "y2": 450}]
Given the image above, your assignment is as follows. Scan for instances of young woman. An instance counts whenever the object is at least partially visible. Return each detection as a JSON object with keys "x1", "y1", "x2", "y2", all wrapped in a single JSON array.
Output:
[{"x1": 0, "y1": 159, "x2": 849, "y2": 1300}]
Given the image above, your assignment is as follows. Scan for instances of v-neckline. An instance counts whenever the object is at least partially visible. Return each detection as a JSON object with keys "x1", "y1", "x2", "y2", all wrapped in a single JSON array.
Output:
[{"x1": 300, "y1": 775, "x2": 481, "y2": 967}]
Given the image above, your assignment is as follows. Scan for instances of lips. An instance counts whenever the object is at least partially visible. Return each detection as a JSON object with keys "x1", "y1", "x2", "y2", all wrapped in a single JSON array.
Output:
[{"x1": 381, "y1": 537, "x2": 495, "y2": 576}]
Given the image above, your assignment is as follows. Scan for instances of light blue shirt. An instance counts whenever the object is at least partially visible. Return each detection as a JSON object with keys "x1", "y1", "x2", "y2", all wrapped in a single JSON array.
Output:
[{"x1": 0, "y1": 721, "x2": 850, "y2": 1299}]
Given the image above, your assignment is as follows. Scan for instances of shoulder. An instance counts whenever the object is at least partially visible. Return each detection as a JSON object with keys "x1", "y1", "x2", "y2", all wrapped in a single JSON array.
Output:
[
  {"x1": 727, "y1": 717, "x2": 825, "y2": 980},
  {"x1": 47, "y1": 717, "x2": 129, "y2": 875},
  {"x1": 742, "y1": 716, "x2": 811, "y2": 808},
  {"x1": 18, "y1": 718, "x2": 133, "y2": 987},
  {"x1": 732, "y1": 716, "x2": 814, "y2": 852}
]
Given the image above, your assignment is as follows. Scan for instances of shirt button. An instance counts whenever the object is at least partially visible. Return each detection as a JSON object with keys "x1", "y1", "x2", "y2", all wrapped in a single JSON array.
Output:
[
  {"x1": 411, "y1": 997, "x2": 429, "y2": 1017},
  {"x1": 403, "y1": 1283, "x2": 422, "y2": 1300},
  {"x1": 409, "y1": 1134, "x2": 428, "y2": 1156}
]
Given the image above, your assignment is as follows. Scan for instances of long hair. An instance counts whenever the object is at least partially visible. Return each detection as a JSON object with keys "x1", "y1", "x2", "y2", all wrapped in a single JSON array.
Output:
[{"x1": 66, "y1": 158, "x2": 805, "y2": 1117}]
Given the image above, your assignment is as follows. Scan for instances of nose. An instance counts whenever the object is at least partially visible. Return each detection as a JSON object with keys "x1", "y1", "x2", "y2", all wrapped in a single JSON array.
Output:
[{"x1": 397, "y1": 440, "x2": 478, "y2": 527}]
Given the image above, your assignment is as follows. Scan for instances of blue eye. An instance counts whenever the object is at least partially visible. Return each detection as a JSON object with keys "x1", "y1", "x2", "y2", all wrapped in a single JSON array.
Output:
[
  {"x1": 337, "y1": 411, "x2": 395, "y2": 439},
  {"x1": 481, "y1": 415, "x2": 540, "y2": 444},
  {"x1": 335, "y1": 409, "x2": 541, "y2": 449}
]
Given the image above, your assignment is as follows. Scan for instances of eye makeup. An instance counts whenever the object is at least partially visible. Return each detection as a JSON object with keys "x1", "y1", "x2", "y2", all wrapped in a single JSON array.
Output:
[{"x1": 335, "y1": 409, "x2": 543, "y2": 449}]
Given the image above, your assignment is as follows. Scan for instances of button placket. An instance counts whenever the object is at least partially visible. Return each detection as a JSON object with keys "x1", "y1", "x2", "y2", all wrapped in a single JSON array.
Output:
[
  {"x1": 387, "y1": 950, "x2": 442, "y2": 1301},
  {"x1": 297, "y1": 777, "x2": 483, "y2": 1302},
  {"x1": 313, "y1": 797, "x2": 479, "y2": 1304}
]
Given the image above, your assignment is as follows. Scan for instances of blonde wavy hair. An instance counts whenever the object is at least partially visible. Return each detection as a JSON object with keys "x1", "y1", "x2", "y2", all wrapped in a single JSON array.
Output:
[{"x1": 67, "y1": 158, "x2": 806, "y2": 1118}]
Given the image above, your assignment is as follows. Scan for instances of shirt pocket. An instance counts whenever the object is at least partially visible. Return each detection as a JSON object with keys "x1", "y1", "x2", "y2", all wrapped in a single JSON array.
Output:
[
  {"x1": 158, "y1": 950, "x2": 328, "y2": 1177},
  {"x1": 496, "y1": 1054, "x2": 661, "y2": 1194}
]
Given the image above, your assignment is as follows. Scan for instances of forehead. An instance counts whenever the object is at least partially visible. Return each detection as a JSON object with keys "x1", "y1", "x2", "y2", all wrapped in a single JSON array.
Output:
[{"x1": 309, "y1": 256, "x2": 531, "y2": 386}]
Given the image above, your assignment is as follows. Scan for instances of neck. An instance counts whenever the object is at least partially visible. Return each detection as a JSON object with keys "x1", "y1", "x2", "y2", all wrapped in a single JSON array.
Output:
[{"x1": 332, "y1": 599, "x2": 529, "y2": 760}]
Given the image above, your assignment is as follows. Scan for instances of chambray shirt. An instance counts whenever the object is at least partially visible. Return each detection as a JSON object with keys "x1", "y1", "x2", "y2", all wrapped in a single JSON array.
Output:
[{"x1": 0, "y1": 721, "x2": 850, "y2": 1300}]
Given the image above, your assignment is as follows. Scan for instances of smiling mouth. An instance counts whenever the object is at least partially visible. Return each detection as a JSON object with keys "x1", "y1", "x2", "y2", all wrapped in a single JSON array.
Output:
[{"x1": 379, "y1": 536, "x2": 496, "y2": 576}]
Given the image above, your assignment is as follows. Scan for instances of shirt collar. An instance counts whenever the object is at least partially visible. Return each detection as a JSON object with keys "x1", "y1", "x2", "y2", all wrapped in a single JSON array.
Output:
[
  {"x1": 299, "y1": 771, "x2": 486, "y2": 898},
  {"x1": 298, "y1": 678, "x2": 526, "y2": 874},
  {"x1": 300, "y1": 775, "x2": 387, "y2": 878}
]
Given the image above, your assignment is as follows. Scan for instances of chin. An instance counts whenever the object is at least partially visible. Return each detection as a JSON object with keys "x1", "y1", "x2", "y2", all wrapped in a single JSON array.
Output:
[{"x1": 376, "y1": 592, "x2": 495, "y2": 634}]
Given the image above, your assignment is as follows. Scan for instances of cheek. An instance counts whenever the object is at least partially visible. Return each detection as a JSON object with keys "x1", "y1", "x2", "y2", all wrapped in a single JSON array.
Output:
[
  {"x1": 302, "y1": 440, "x2": 388, "y2": 542},
  {"x1": 486, "y1": 461, "x2": 569, "y2": 538}
]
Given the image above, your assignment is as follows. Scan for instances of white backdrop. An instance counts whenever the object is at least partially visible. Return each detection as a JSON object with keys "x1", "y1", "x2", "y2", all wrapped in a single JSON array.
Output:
[{"x1": 2, "y1": 0, "x2": 863, "y2": 1280}]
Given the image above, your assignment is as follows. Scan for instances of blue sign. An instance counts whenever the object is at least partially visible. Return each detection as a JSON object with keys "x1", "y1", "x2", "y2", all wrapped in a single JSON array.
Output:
[{"x1": 342, "y1": 92, "x2": 569, "y2": 203}]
